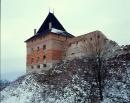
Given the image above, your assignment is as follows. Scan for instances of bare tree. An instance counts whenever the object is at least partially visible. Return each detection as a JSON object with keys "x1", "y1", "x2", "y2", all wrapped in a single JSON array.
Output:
[{"x1": 80, "y1": 34, "x2": 107, "y2": 101}]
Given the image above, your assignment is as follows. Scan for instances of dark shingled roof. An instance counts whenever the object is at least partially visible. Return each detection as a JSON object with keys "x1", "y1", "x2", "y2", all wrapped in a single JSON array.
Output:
[
  {"x1": 25, "y1": 12, "x2": 74, "y2": 42},
  {"x1": 37, "y1": 12, "x2": 66, "y2": 34}
]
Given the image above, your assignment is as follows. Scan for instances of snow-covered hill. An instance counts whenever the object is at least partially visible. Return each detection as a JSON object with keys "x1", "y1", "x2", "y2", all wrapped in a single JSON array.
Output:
[
  {"x1": 0, "y1": 80, "x2": 10, "y2": 91},
  {"x1": 1, "y1": 45, "x2": 130, "y2": 103}
]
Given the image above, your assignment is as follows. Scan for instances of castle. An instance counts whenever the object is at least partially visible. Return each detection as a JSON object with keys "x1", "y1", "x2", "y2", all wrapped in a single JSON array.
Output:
[{"x1": 25, "y1": 12, "x2": 108, "y2": 73}]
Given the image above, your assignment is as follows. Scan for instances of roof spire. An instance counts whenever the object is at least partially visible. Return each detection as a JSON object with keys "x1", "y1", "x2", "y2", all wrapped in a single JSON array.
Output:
[
  {"x1": 49, "y1": 8, "x2": 50, "y2": 13},
  {"x1": 53, "y1": 9, "x2": 54, "y2": 14}
]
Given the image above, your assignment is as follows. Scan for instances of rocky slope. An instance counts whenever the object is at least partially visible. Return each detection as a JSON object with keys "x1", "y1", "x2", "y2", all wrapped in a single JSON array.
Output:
[
  {"x1": 0, "y1": 45, "x2": 130, "y2": 103},
  {"x1": 0, "y1": 80, "x2": 10, "y2": 91}
]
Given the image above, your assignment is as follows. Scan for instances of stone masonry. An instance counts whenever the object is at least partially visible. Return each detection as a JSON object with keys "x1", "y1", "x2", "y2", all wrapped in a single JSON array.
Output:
[{"x1": 25, "y1": 12, "x2": 109, "y2": 73}]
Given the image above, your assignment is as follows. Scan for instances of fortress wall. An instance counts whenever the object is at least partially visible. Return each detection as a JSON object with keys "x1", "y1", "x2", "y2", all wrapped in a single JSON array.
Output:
[
  {"x1": 26, "y1": 31, "x2": 108, "y2": 73},
  {"x1": 26, "y1": 33, "x2": 67, "y2": 64},
  {"x1": 27, "y1": 32, "x2": 70, "y2": 47},
  {"x1": 65, "y1": 31, "x2": 107, "y2": 59},
  {"x1": 26, "y1": 33, "x2": 69, "y2": 73},
  {"x1": 26, "y1": 60, "x2": 59, "y2": 73}
]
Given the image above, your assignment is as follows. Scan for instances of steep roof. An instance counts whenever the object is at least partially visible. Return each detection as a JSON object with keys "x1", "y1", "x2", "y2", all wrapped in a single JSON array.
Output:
[
  {"x1": 37, "y1": 12, "x2": 66, "y2": 34},
  {"x1": 25, "y1": 12, "x2": 74, "y2": 42}
]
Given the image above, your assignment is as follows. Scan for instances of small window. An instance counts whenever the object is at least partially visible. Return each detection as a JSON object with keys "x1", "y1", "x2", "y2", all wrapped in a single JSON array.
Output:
[
  {"x1": 97, "y1": 35, "x2": 100, "y2": 39},
  {"x1": 90, "y1": 38, "x2": 92, "y2": 41},
  {"x1": 69, "y1": 43, "x2": 71, "y2": 46},
  {"x1": 37, "y1": 47, "x2": 40, "y2": 51},
  {"x1": 43, "y1": 36, "x2": 45, "y2": 39},
  {"x1": 43, "y1": 64, "x2": 47, "y2": 67},
  {"x1": 76, "y1": 42, "x2": 78, "y2": 45},
  {"x1": 84, "y1": 40, "x2": 86, "y2": 42},
  {"x1": 43, "y1": 55, "x2": 46, "y2": 60},
  {"x1": 31, "y1": 66, "x2": 34, "y2": 69},
  {"x1": 43, "y1": 45, "x2": 46, "y2": 50},
  {"x1": 66, "y1": 36, "x2": 67, "y2": 40},
  {"x1": 37, "y1": 65, "x2": 40, "y2": 69},
  {"x1": 71, "y1": 53, "x2": 75, "y2": 55}
]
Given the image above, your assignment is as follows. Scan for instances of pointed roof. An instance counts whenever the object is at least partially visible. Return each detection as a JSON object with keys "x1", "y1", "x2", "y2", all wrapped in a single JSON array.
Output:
[
  {"x1": 37, "y1": 12, "x2": 66, "y2": 34},
  {"x1": 25, "y1": 12, "x2": 74, "y2": 42}
]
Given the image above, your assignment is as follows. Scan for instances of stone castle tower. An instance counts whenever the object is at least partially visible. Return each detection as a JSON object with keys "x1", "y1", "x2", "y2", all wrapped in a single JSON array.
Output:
[{"x1": 25, "y1": 12, "x2": 108, "y2": 73}]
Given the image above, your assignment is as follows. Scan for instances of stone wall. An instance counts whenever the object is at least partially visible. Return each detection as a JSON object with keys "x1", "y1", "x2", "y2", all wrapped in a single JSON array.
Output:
[
  {"x1": 26, "y1": 33, "x2": 70, "y2": 73},
  {"x1": 26, "y1": 30, "x2": 110, "y2": 73},
  {"x1": 64, "y1": 31, "x2": 108, "y2": 59}
]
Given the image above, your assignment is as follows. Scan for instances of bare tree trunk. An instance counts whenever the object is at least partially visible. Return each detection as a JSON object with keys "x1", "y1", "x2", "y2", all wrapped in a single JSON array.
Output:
[{"x1": 81, "y1": 37, "x2": 104, "y2": 101}]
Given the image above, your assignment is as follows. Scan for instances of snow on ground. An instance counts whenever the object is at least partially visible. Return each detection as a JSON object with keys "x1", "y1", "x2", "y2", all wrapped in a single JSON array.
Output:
[{"x1": 1, "y1": 45, "x2": 130, "y2": 103}]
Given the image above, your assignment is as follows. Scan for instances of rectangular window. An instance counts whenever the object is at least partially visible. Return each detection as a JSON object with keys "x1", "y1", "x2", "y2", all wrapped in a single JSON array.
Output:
[
  {"x1": 66, "y1": 36, "x2": 67, "y2": 40},
  {"x1": 76, "y1": 42, "x2": 78, "y2": 45},
  {"x1": 43, "y1": 55, "x2": 46, "y2": 60},
  {"x1": 37, "y1": 47, "x2": 40, "y2": 52},
  {"x1": 71, "y1": 53, "x2": 75, "y2": 55},
  {"x1": 43, "y1": 45, "x2": 46, "y2": 50},
  {"x1": 97, "y1": 35, "x2": 100, "y2": 39},
  {"x1": 37, "y1": 65, "x2": 40, "y2": 69},
  {"x1": 43, "y1": 64, "x2": 47, "y2": 67}
]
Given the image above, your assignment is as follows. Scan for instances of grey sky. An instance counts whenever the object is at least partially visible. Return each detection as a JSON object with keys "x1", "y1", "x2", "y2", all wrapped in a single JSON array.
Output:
[{"x1": 1, "y1": 0, "x2": 130, "y2": 80}]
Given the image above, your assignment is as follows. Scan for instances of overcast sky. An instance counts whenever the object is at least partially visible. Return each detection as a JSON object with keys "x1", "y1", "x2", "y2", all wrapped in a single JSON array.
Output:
[{"x1": 1, "y1": 0, "x2": 130, "y2": 81}]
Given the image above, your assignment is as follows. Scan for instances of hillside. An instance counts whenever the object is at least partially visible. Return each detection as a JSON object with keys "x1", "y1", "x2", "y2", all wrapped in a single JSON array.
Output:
[
  {"x1": 0, "y1": 45, "x2": 130, "y2": 103},
  {"x1": 0, "y1": 80, "x2": 10, "y2": 91}
]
